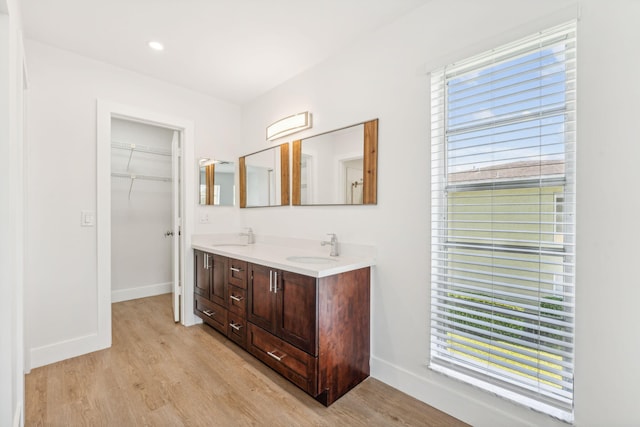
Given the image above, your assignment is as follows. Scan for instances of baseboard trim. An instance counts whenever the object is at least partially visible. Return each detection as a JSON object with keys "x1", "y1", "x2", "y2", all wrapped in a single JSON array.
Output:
[
  {"x1": 370, "y1": 356, "x2": 563, "y2": 427},
  {"x1": 111, "y1": 282, "x2": 172, "y2": 303},
  {"x1": 29, "y1": 332, "x2": 107, "y2": 369}
]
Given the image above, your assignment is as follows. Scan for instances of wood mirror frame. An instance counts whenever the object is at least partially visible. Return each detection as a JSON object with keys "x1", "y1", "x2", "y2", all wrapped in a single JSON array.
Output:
[
  {"x1": 239, "y1": 143, "x2": 290, "y2": 208},
  {"x1": 292, "y1": 119, "x2": 378, "y2": 206},
  {"x1": 199, "y1": 160, "x2": 235, "y2": 206}
]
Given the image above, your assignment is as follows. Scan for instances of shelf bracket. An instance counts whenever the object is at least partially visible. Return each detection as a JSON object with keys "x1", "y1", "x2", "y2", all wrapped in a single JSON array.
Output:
[
  {"x1": 128, "y1": 175, "x2": 136, "y2": 200},
  {"x1": 126, "y1": 144, "x2": 136, "y2": 170}
]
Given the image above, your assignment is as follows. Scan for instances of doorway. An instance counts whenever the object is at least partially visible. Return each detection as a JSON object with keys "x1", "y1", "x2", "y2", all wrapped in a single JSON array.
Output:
[
  {"x1": 342, "y1": 158, "x2": 364, "y2": 204},
  {"x1": 110, "y1": 118, "x2": 179, "y2": 319},
  {"x1": 96, "y1": 101, "x2": 196, "y2": 351}
]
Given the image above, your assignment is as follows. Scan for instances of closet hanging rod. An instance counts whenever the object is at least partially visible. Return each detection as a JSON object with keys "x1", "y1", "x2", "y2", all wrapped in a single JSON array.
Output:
[{"x1": 111, "y1": 141, "x2": 172, "y2": 157}]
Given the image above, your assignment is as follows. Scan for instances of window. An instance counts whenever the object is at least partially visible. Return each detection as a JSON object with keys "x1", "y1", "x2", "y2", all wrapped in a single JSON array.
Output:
[{"x1": 430, "y1": 21, "x2": 576, "y2": 421}]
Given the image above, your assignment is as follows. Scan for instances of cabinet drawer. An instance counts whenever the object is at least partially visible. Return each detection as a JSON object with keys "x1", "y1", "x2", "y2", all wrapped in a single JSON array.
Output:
[
  {"x1": 248, "y1": 323, "x2": 318, "y2": 395},
  {"x1": 228, "y1": 285, "x2": 246, "y2": 316},
  {"x1": 195, "y1": 295, "x2": 228, "y2": 336},
  {"x1": 228, "y1": 259, "x2": 248, "y2": 289},
  {"x1": 227, "y1": 312, "x2": 246, "y2": 349}
]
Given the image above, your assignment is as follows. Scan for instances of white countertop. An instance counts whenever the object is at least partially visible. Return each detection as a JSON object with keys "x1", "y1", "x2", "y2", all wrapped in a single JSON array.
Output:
[{"x1": 191, "y1": 234, "x2": 375, "y2": 278}]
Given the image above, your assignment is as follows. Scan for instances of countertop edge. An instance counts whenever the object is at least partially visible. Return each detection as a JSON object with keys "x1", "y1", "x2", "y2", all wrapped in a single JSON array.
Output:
[{"x1": 191, "y1": 242, "x2": 374, "y2": 278}]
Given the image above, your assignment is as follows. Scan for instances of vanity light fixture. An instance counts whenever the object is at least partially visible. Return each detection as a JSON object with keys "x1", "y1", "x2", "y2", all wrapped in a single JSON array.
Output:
[
  {"x1": 266, "y1": 111, "x2": 312, "y2": 141},
  {"x1": 199, "y1": 158, "x2": 220, "y2": 166},
  {"x1": 148, "y1": 40, "x2": 164, "y2": 51}
]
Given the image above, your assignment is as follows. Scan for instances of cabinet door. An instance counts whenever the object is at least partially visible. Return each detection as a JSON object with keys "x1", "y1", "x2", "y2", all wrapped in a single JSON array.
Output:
[
  {"x1": 247, "y1": 263, "x2": 277, "y2": 333},
  {"x1": 209, "y1": 254, "x2": 227, "y2": 306},
  {"x1": 276, "y1": 271, "x2": 318, "y2": 355},
  {"x1": 194, "y1": 250, "x2": 210, "y2": 297}
]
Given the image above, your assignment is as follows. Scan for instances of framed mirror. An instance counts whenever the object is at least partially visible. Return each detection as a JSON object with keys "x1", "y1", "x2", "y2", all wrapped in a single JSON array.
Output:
[
  {"x1": 239, "y1": 143, "x2": 290, "y2": 208},
  {"x1": 199, "y1": 160, "x2": 236, "y2": 206},
  {"x1": 292, "y1": 119, "x2": 378, "y2": 205}
]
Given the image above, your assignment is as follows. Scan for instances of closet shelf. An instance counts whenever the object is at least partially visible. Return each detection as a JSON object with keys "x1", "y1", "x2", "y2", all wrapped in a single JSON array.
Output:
[
  {"x1": 111, "y1": 172, "x2": 172, "y2": 200},
  {"x1": 112, "y1": 141, "x2": 172, "y2": 171},
  {"x1": 111, "y1": 172, "x2": 172, "y2": 182},
  {"x1": 111, "y1": 141, "x2": 172, "y2": 157}
]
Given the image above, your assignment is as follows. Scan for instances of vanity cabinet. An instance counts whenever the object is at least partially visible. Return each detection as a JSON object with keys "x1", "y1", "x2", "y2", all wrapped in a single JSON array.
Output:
[{"x1": 194, "y1": 249, "x2": 370, "y2": 406}]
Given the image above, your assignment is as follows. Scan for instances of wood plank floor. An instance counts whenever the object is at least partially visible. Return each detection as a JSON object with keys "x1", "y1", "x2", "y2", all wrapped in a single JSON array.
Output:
[{"x1": 25, "y1": 294, "x2": 469, "y2": 426}]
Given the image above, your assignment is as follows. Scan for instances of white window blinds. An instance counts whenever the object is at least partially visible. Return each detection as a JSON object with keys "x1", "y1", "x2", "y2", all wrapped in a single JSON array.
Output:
[{"x1": 430, "y1": 21, "x2": 576, "y2": 421}]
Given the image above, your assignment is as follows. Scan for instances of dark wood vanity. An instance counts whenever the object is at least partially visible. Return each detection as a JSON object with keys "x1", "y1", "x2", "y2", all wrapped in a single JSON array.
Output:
[{"x1": 193, "y1": 248, "x2": 370, "y2": 406}]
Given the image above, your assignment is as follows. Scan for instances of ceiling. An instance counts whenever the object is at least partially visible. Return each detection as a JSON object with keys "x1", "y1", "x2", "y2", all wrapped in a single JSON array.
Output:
[{"x1": 19, "y1": 0, "x2": 430, "y2": 105}]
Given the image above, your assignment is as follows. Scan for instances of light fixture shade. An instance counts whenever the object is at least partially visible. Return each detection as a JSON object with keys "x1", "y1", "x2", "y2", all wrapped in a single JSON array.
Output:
[
  {"x1": 266, "y1": 112, "x2": 312, "y2": 141},
  {"x1": 199, "y1": 158, "x2": 220, "y2": 166}
]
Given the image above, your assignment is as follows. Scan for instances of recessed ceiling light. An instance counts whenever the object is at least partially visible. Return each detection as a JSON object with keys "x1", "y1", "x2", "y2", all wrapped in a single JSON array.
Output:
[{"x1": 148, "y1": 41, "x2": 164, "y2": 51}]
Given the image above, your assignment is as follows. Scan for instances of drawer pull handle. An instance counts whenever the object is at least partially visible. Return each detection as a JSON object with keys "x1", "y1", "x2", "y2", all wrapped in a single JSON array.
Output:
[
  {"x1": 229, "y1": 322, "x2": 242, "y2": 331},
  {"x1": 230, "y1": 295, "x2": 243, "y2": 302},
  {"x1": 202, "y1": 309, "x2": 215, "y2": 317},
  {"x1": 267, "y1": 350, "x2": 286, "y2": 361},
  {"x1": 230, "y1": 267, "x2": 242, "y2": 273},
  {"x1": 273, "y1": 271, "x2": 278, "y2": 293}
]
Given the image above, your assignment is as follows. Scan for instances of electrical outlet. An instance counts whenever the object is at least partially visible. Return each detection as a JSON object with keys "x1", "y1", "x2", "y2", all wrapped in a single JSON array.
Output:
[{"x1": 199, "y1": 213, "x2": 210, "y2": 224}]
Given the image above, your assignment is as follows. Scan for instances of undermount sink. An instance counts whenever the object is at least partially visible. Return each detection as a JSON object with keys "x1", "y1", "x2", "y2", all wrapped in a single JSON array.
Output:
[
  {"x1": 211, "y1": 243, "x2": 248, "y2": 247},
  {"x1": 286, "y1": 256, "x2": 338, "y2": 264}
]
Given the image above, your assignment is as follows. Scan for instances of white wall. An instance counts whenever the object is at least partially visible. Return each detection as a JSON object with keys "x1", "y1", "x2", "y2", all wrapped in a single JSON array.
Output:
[
  {"x1": 24, "y1": 40, "x2": 243, "y2": 369},
  {"x1": 241, "y1": 1, "x2": 640, "y2": 425},
  {"x1": 0, "y1": 0, "x2": 25, "y2": 424},
  {"x1": 110, "y1": 118, "x2": 174, "y2": 302}
]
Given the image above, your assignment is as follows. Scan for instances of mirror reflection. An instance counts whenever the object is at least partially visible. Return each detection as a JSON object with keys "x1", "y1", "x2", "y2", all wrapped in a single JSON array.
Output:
[
  {"x1": 198, "y1": 159, "x2": 235, "y2": 206},
  {"x1": 240, "y1": 144, "x2": 290, "y2": 208},
  {"x1": 293, "y1": 119, "x2": 378, "y2": 205}
]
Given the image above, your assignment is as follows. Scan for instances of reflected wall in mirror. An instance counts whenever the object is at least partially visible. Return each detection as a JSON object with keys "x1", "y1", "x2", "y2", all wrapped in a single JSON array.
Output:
[
  {"x1": 292, "y1": 119, "x2": 378, "y2": 205},
  {"x1": 239, "y1": 143, "x2": 290, "y2": 208},
  {"x1": 198, "y1": 159, "x2": 235, "y2": 206}
]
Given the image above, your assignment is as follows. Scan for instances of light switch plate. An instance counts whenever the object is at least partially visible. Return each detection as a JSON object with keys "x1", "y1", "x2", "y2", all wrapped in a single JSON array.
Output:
[
  {"x1": 81, "y1": 210, "x2": 96, "y2": 227},
  {"x1": 199, "y1": 213, "x2": 210, "y2": 224}
]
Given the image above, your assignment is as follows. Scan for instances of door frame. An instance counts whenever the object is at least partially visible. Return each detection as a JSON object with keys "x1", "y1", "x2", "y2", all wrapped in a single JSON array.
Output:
[
  {"x1": 96, "y1": 100, "x2": 196, "y2": 350},
  {"x1": 338, "y1": 154, "x2": 363, "y2": 204}
]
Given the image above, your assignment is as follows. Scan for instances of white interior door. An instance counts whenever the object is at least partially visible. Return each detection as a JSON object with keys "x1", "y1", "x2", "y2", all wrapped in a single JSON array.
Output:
[{"x1": 171, "y1": 130, "x2": 181, "y2": 322}]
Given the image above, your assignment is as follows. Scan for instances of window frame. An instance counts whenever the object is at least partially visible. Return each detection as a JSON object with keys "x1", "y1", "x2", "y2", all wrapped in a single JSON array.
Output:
[{"x1": 429, "y1": 21, "x2": 577, "y2": 422}]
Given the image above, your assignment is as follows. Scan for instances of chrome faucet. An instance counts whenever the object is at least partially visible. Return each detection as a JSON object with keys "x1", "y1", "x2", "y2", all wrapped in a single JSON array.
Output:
[
  {"x1": 321, "y1": 233, "x2": 339, "y2": 256},
  {"x1": 240, "y1": 227, "x2": 255, "y2": 244}
]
